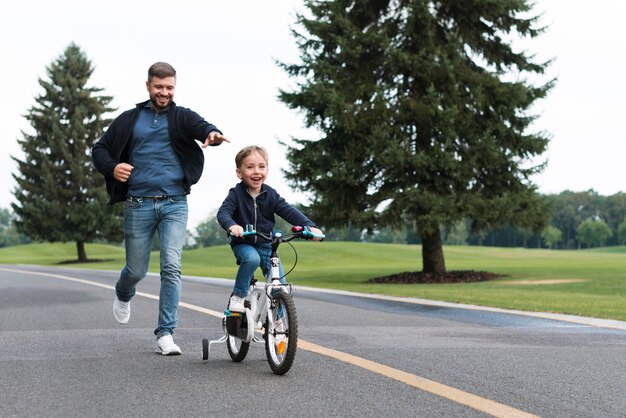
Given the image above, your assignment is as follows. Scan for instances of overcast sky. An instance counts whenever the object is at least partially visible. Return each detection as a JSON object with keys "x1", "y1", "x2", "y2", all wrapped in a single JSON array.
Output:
[{"x1": 2, "y1": 1, "x2": 625, "y2": 230}]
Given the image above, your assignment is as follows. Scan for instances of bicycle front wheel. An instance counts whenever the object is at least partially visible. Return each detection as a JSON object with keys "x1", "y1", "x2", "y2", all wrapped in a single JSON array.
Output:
[{"x1": 265, "y1": 292, "x2": 298, "y2": 375}]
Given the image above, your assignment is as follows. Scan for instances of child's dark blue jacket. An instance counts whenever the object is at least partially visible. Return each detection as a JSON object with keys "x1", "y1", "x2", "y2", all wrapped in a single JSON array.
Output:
[{"x1": 217, "y1": 181, "x2": 316, "y2": 245}]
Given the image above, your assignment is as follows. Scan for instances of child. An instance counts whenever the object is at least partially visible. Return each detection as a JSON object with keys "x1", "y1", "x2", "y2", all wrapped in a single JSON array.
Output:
[{"x1": 217, "y1": 145, "x2": 324, "y2": 312}]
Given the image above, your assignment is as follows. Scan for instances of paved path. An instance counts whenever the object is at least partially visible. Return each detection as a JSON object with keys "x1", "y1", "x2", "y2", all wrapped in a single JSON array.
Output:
[{"x1": 1, "y1": 265, "x2": 625, "y2": 417}]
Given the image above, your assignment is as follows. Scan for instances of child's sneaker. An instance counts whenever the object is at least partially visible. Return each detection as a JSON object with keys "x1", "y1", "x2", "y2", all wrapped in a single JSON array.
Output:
[{"x1": 229, "y1": 295, "x2": 245, "y2": 312}]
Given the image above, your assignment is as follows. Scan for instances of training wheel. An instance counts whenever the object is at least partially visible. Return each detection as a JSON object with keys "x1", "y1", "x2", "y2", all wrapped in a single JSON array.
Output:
[{"x1": 202, "y1": 338, "x2": 209, "y2": 360}]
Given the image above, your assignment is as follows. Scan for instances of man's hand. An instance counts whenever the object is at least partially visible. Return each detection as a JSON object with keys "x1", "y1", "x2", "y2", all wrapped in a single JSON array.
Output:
[
  {"x1": 114, "y1": 163, "x2": 133, "y2": 182},
  {"x1": 202, "y1": 131, "x2": 230, "y2": 148}
]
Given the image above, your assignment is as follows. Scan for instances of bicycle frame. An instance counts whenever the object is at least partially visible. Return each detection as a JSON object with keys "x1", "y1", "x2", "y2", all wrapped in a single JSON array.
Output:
[{"x1": 206, "y1": 232, "x2": 291, "y2": 354}]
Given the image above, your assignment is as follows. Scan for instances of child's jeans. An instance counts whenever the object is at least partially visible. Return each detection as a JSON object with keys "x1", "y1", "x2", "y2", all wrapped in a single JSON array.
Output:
[{"x1": 231, "y1": 242, "x2": 285, "y2": 298}]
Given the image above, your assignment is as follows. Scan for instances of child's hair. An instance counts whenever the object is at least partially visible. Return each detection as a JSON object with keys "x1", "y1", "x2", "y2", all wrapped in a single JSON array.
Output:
[{"x1": 235, "y1": 145, "x2": 269, "y2": 168}]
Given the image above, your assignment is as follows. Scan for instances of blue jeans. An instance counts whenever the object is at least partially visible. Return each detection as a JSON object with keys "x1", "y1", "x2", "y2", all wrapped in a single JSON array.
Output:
[
  {"x1": 115, "y1": 195, "x2": 188, "y2": 337},
  {"x1": 231, "y1": 242, "x2": 285, "y2": 298}
]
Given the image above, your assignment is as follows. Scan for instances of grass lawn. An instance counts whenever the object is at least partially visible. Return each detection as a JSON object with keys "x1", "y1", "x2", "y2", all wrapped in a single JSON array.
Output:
[{"x1": 1, "y1": 241, "x2": 625, "y2": 322}]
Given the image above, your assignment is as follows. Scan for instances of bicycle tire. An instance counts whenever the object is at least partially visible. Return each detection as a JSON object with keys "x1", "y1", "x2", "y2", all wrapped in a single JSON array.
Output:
[
  {"x1": 265, "y1": 292, "x2": 298, "y2": 375},
  {"x1": 202, "y1": 338, "x2": 209, "y2": 361},
  {"x1": 227, "y1": 335, "x2": 250, "y2": 362}
]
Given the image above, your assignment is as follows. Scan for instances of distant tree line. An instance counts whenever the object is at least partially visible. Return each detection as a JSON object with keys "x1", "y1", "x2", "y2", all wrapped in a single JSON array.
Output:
[
  {"x1": 466, "y1": 190, "x2": 625, "y2": 249},
  {"x1": 4, "y1": 189, "x2": 623, "y2": 251},
  {"x1": 0, "y1": 208, "x2": 31, "y2": 248},
  {"x1": 188, "y1": 190, "x2": 626, "y2": 250}
]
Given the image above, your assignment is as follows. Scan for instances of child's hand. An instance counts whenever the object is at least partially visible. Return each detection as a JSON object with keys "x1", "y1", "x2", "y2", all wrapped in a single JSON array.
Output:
[
  {"x1": 229, "y1": 224, "x2": 244, "y2": 237},
  {"x1": 309, "y1": 227, "x2": 324, "y2": 241}
]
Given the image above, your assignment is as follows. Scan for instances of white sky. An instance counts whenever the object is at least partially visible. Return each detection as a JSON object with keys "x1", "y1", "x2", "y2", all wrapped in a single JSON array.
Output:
[{"x1": 1, "y1": 1, "x2": 625, "y2": 230}]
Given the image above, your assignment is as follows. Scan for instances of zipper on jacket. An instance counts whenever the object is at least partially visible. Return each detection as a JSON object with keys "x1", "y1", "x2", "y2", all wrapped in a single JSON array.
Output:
[
  {"x1": 252, "y1": 197, "x2": 258, "y2": 244},
  {"x1": 245, "y1": 186, "x2": 266, "y2": 244}
]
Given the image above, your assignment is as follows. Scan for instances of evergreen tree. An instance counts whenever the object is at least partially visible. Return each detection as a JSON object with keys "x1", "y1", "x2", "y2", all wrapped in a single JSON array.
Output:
[
  {"x1": 279, "y1": 0, "x2": 553, "y2": 273},
  {"x1": 11, "y1": 43, "x2": 123, "y2": 261}
]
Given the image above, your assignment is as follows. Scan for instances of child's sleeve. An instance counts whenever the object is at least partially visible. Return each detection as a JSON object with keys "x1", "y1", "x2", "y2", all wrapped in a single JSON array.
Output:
[
  {"x1": 217, "y1": 189, "x2": 238, "y2": 231},
  {"x1": 275, "y1": 193, "x2": 316, "y2": 227}
]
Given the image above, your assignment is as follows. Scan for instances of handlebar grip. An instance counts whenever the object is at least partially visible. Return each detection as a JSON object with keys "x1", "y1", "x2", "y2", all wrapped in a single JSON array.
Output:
[
  {"x1": 228, "y1": 230, "x2": 256, "y2": 237},
  {"x1": 228, "y1": 225, "x2": 257, "y2": 237}
]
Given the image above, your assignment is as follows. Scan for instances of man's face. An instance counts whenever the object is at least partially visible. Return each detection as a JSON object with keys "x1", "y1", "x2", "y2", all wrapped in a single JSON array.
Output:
[{"x1": 146, "y1": 76, "x2": 176, "y2": 111}]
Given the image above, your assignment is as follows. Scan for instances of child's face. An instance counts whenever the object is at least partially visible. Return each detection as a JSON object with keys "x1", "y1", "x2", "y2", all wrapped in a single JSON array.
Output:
[{"x1": 236, "y1": 151, "x2": 268, "y2": 193}]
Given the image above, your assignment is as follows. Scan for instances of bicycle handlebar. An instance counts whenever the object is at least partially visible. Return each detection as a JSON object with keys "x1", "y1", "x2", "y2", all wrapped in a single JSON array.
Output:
[{"x1": 229, "y1": 225, "x2": 325, "y2": 241}]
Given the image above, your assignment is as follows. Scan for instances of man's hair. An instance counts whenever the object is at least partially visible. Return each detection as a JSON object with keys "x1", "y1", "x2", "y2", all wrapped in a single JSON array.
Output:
[
  {"x1": 148, "y1": 62, "x2": 176, "y2": 82},
  {"x1": 235, "y1": 145, "x2": 269, "y2": 168}
]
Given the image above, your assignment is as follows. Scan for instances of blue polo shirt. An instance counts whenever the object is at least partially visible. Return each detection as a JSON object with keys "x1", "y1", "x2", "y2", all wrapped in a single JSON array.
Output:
[{"x1": 127, "y1": 103, "x2": 185, "y2": 197}]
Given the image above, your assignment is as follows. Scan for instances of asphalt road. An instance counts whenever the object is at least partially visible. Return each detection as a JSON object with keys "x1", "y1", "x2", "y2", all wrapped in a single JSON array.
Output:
[{"x1": 1, "y1": 264, "x2": 625, "y2": 418}]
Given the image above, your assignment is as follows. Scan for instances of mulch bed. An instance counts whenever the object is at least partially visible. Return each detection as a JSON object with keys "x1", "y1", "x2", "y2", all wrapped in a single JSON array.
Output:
[{"x1": 368, "y1": 270, "x2": 505, "y2": 284}]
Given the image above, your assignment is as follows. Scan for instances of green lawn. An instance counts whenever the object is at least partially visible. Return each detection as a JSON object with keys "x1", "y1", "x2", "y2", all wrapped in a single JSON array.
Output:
[{"x1": 2, "y1": 242, "x2": 625, "y2": 321}]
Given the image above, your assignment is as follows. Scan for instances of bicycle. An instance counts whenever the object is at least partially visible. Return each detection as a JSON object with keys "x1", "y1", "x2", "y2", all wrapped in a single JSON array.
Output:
[{"x1": 202, "y1": 225, "x2": 324, "y2": 375}]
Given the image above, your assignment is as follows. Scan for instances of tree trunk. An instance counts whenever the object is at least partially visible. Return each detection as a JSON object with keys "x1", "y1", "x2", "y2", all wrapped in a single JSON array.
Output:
[
  {"x1": 76, "y1": 240, "x2": 88, "y2": 262},
  {"x1": 421, "y1": 229, "x2": 446, "y2": 273}
]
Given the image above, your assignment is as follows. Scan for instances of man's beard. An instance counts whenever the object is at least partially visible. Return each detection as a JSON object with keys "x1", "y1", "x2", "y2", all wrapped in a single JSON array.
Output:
[{"x1": 150, "y1": 95, "x2": 171, "y2": 111}]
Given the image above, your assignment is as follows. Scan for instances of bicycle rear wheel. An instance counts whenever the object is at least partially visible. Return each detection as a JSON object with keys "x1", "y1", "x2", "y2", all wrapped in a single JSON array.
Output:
[
  {"x1": 227, "y1": 335, "x2": 250, "y2": 362},
  {"x1": 265, "y1": 292, "x2": 298, "y2": 375},
  {"x1": 226, "y1": 311, "x2": 252, "y2": 362}
]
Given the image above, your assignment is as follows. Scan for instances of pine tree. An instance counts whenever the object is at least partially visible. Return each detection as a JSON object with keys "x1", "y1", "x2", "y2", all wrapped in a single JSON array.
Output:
[
  {"x1": 279, "y1": 0, "x2": 554, "y2": 273},
  {"x1": 11, "y1": 43, "x2": 123, "y2": 262}
]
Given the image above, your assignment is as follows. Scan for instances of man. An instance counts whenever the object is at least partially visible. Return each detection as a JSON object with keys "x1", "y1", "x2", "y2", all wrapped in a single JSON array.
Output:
[{"x1": 92, "y1": 62, "x2": 228, "y2": 355}]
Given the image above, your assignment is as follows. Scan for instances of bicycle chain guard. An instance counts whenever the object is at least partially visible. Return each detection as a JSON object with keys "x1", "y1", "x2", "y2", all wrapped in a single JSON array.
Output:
[{"x1": 225, "y1": 309, "x2": 254, "y2": 343}]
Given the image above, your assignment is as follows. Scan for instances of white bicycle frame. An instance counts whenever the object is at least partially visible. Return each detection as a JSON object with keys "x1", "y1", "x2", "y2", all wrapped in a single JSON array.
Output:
[{"x1": 207, "y1": 254, "x2": 286, "y2": 354}]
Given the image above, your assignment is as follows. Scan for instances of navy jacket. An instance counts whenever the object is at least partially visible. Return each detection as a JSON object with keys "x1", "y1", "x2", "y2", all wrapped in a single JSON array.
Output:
[
  {"x1": 217, "y1": 182, "x2": 316, "y2": 245},
  {"x1": 91, "y1": 100, "x2": 222, "y2": 204}
]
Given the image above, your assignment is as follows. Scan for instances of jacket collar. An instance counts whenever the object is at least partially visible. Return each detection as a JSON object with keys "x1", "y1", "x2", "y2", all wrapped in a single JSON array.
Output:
[
  {"x1": 135, "y1": 99, "x2": 177, "y2": 110},
  {"x1": 236, "y1": 181, "x2": 267, "y2": 197}
]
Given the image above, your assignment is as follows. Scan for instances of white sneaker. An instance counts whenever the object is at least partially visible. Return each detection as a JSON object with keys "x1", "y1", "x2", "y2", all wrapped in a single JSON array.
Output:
[
  {"x1": 113, "y1": 297, "x2": 130, "y2": 324},
  {"x1": 156, "y1": 334, "x2": 182, "y2": 356},
  {"x1": 229, "y1": 295, "x2": 245, "y2": 312}
]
